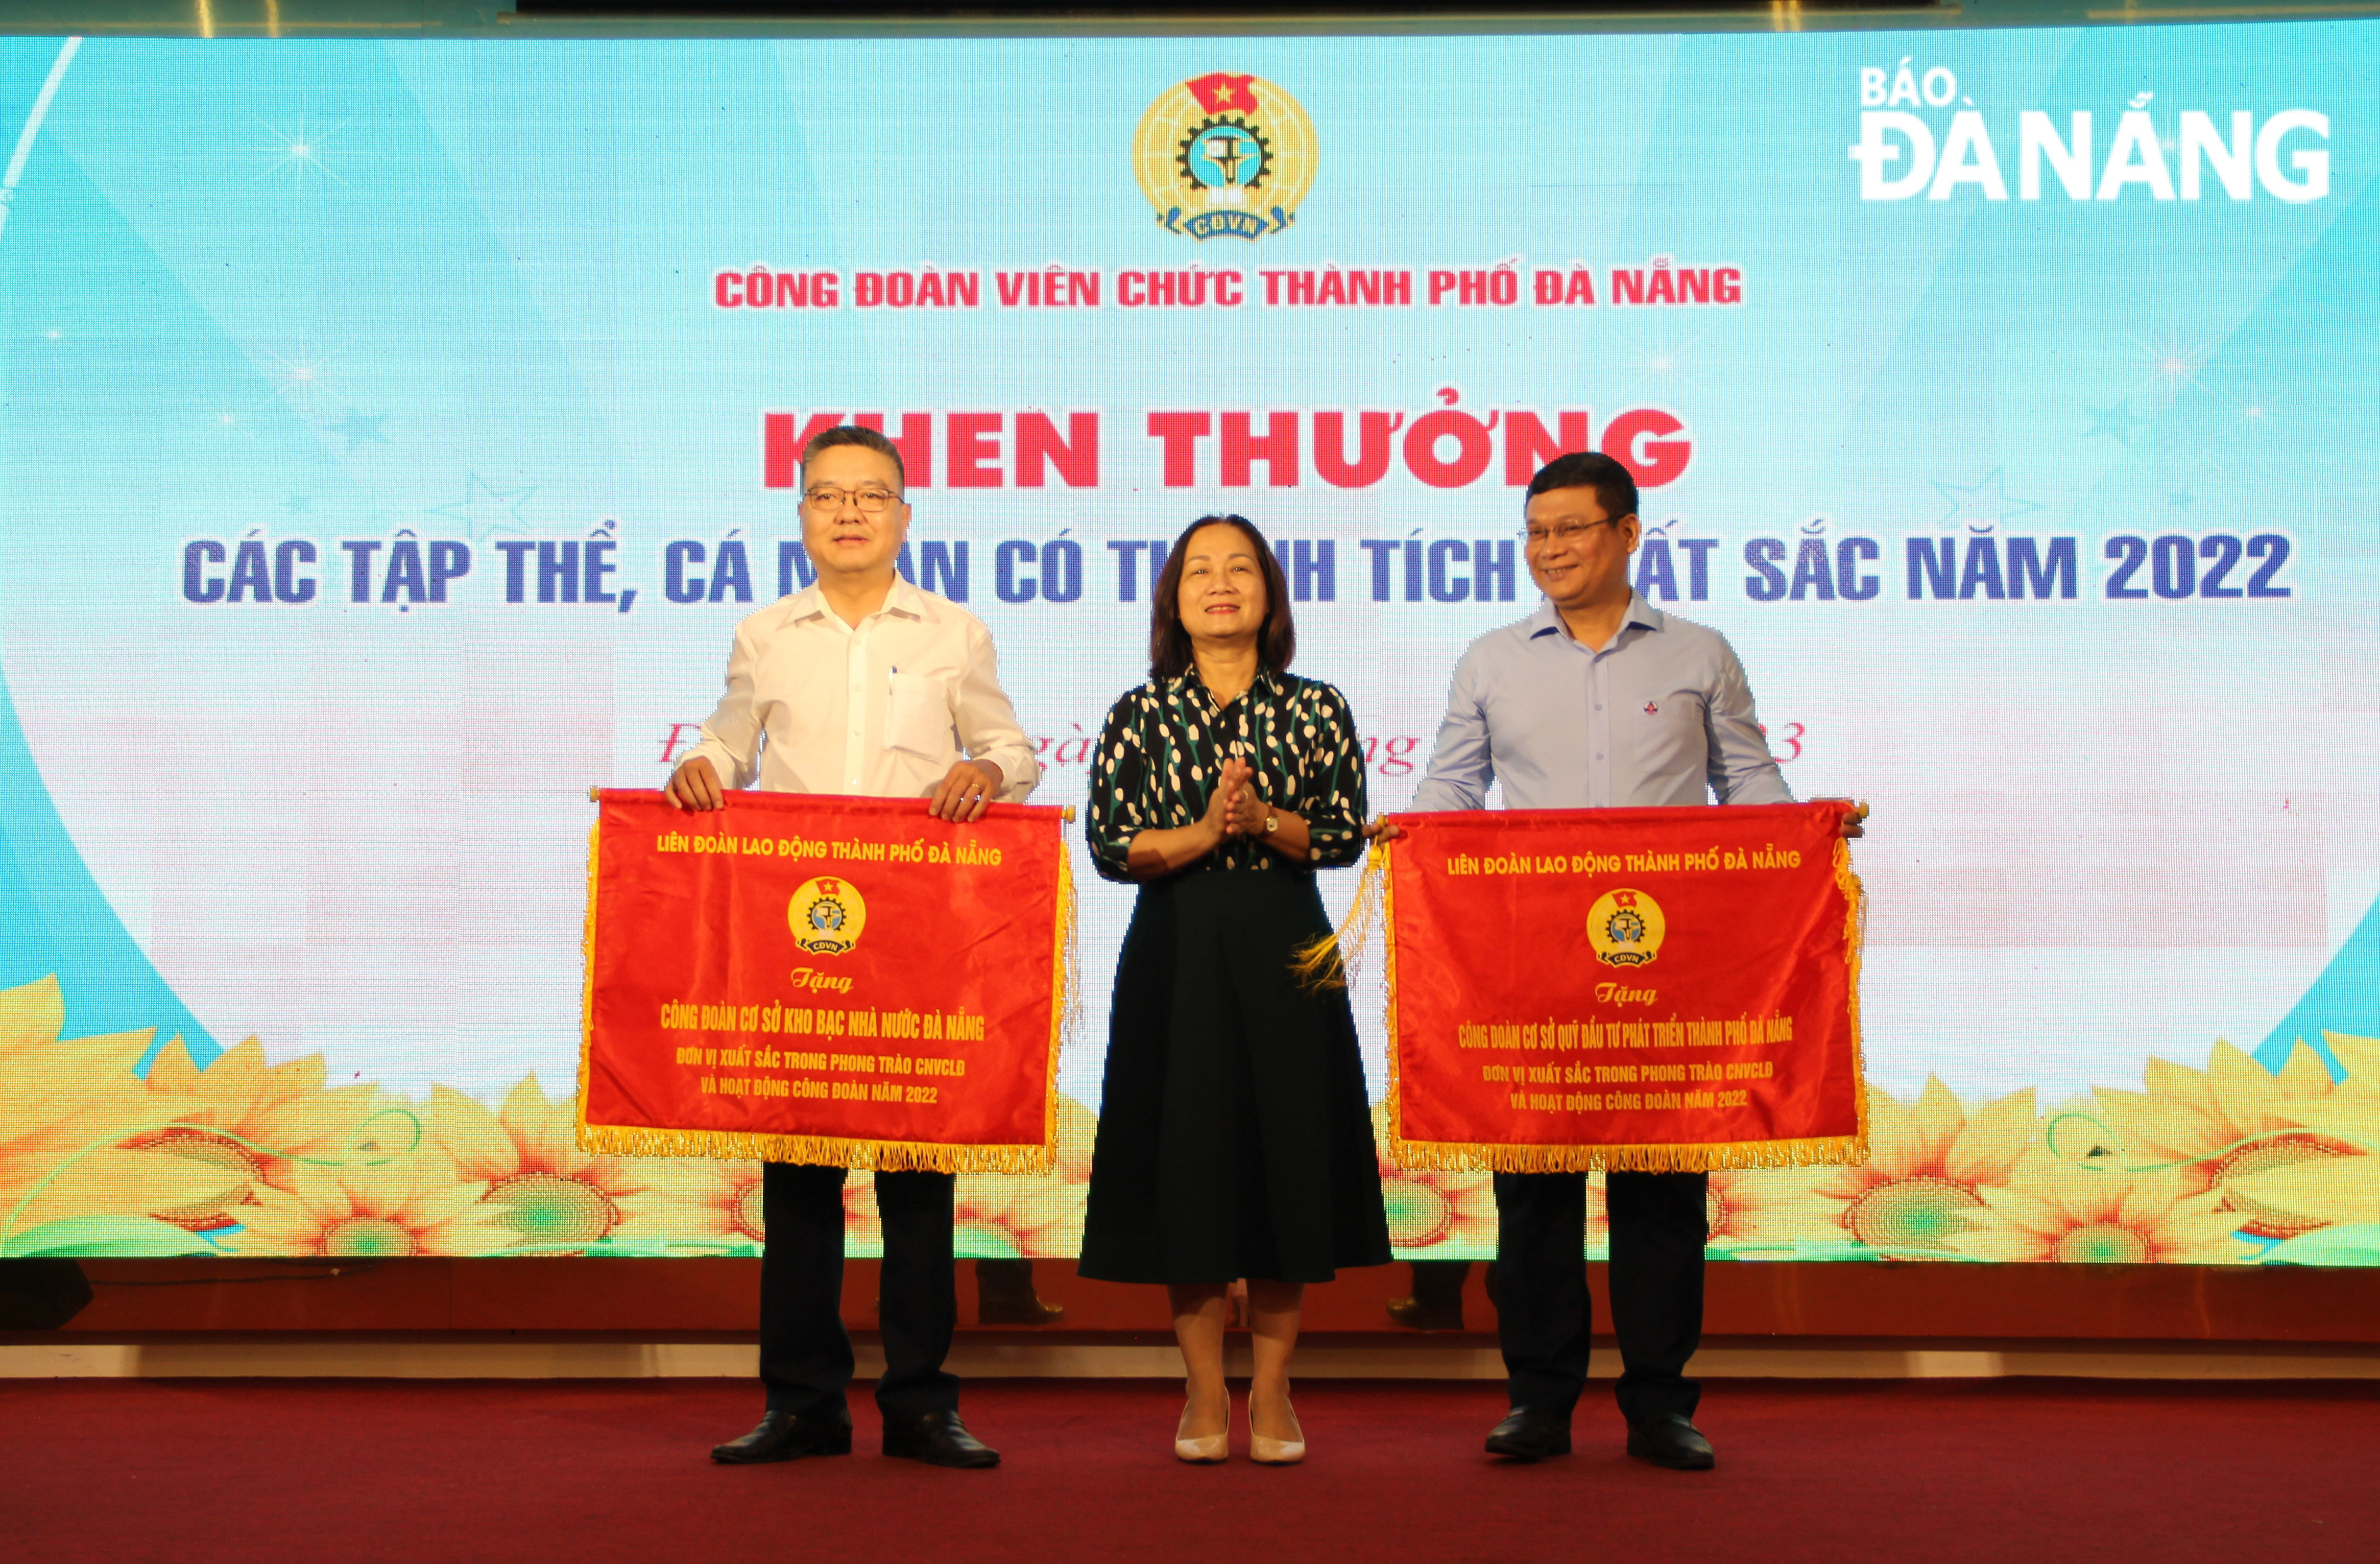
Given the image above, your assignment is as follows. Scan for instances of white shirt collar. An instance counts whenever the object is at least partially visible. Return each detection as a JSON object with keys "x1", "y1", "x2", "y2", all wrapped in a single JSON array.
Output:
[{"x1": 782, "y1": 574, "x2": 928, "y2": 628}]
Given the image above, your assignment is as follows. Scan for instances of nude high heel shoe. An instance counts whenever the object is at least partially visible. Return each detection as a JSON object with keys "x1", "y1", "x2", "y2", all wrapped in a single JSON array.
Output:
[
  {"x1": 1175, "y1": 1400, "x2": 1228, "y2": 1464},
  {"x1": 1248, "y1": 1392, "x2": 1305, "y2": 1466}
]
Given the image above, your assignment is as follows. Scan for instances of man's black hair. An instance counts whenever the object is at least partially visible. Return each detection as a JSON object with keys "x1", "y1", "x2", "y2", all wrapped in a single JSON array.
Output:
[{"x1": 1524, "y1": 451, "x2": 1637, "y2": 524}]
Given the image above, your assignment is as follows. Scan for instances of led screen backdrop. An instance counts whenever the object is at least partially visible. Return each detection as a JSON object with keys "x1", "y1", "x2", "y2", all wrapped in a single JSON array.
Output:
[{"x1": 1, "y1": 26, "x2": 2375, "y2": 1266}]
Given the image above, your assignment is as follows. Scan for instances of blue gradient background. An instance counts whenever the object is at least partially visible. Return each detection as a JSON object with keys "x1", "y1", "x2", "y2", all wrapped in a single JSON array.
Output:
[{"x1": 1, "y1": 29, "x2": 2373, "y2": 1256}]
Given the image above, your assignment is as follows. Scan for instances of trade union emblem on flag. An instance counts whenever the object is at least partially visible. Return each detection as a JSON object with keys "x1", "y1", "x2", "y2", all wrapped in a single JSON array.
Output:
[
  {"x1": 1344, "y1": 800, "x2": 1868, "y2": 1174},
  {"x1": 575, "y1": 790, "x2": 1075, "y2": 1173}
]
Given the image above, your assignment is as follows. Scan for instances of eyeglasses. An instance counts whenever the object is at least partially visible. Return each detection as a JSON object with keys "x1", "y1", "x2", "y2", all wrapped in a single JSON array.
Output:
[
  {"x1": 1521, "y1": 519, "x2": 1621, "y2": 547},
  {"x1": 802, "y1": 484, "x2": 904, "y2": 514}
]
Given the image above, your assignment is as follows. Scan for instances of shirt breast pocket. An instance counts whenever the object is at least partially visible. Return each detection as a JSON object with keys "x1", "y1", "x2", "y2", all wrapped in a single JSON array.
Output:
[
  {"x1": 1633, "y1": 690, "x2": 1707, "y2": 777},
  {"x1": 885, "y1": 670, "x2": 957, "y2": 761}
]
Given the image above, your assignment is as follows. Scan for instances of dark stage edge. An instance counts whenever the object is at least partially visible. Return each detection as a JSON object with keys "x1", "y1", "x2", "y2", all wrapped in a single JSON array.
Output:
[{"x1": 4, "y1": 1377, "x2": 2376, "y2": 1561}]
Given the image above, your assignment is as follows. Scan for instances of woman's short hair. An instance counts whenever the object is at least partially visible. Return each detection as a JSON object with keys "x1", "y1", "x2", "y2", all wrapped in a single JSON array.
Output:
[{"x1": 1148, "y1": 514, "x2": 1297, "y2": 681}]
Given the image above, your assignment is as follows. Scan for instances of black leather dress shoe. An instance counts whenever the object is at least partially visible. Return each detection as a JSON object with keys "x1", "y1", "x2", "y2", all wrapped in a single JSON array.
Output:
[
  {"x1": 976, "y1": 1259, "x2": 1066, "y2": 1325},
  {"x1": 1386, "y1": 1295, "x2": 1467, "y2": 1332},
  {"x1": 710, "y1": 1407, "x2": 854, "y2": 1464},
  {"x1": 1484, "y1": 1406, "x2": 1572, "y2": 1460},
  {"x1": 978, "y1": 1293, "x2": 1066, "y2": 1325},
  {"x1": 882, "y1": 1410, "x2": 1001, "y2": 1468},
  {"x1": 1626, "y1": 1414, "x2": 1716, "y2": 1471}
]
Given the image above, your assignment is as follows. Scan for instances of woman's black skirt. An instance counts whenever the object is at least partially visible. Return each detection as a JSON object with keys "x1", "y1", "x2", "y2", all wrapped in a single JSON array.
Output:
[{"x1": 1078, "y1": 869, "x2": 1391, "y2": 1285}]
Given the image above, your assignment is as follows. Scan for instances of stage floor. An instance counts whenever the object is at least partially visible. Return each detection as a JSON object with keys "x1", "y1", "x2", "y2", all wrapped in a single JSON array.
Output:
[{"x1": 4, "y1": 1377, "x2": 2374, "y2": 1561}]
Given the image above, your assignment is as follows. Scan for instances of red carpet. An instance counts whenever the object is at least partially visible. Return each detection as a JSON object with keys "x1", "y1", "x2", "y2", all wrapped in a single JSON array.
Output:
[{"x1": 3, "y1": 1377, "x2": 2374, "y2": 1562}]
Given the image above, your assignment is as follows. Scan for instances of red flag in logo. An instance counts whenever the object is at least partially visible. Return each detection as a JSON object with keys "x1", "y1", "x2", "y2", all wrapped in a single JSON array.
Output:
[{"x1": 1185, "y1": 72, "x2": 1260, "y2": 115}]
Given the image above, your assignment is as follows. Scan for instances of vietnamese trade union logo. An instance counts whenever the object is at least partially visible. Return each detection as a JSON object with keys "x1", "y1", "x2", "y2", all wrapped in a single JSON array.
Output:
[
  {"x1": 1134, "y1": 71, "x2": 1316, "y2": 241},
  {"x1": 789, "y1": 875, "x2": 867, "y2": 957},
  {"x1": 1588, "y1": 888, "x2": 1666, "y2": 969}
]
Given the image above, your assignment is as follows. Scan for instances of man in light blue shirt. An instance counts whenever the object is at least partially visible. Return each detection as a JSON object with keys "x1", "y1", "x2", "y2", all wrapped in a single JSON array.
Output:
[
  {"x1": 1393, "y1": 451, "x2": 1859, "y2": 1472},
  {"x1": 1410, "y1": 585, "x2": 1791, "y2": 814}
]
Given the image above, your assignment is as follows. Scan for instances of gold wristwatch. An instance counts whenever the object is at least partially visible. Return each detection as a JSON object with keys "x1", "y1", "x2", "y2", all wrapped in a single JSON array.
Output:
[{"x1": 1263, "y1": 813, "x2": 1279, "y2": 836}]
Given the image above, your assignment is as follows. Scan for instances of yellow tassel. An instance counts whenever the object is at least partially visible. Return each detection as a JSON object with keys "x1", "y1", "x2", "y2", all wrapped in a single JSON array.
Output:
[
  {"x1": 1033, "y1": 827, "x2": 1084, "y2": 1170},
  {"x1": 1290, "y1": 840, "x2": 1388, "y2": 990},
  {"x1": 573, "y1": 814, "x2": 604, "y2": 1160},
  {"x1": 1380, "y1": 836, "x2": 1408, "y2": 1159},
  {"x1": 1833, "y1": 831, "x2": 1873, "y2": 1169}
]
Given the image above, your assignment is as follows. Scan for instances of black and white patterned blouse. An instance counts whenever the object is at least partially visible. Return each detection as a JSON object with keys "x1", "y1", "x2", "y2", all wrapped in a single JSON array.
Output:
[{"x1": 1087, "y1": 667, "x2": 1369, "y2": 883}]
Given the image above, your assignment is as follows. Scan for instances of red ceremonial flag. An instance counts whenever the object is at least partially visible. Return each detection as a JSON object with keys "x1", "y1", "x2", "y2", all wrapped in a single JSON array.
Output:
[
  {"x1": 575, "y1": 790, "x2": 1074, "y2": 1172},
  {"x1": 1369, "y1": 801, "x2": 1866, "y2": 1173},
  {"x1": 1185, "y1": 72, "x2": 1261, "y2": 114}
]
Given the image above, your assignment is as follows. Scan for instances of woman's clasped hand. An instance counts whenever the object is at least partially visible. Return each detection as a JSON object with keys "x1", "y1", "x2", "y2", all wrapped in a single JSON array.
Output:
[{"x1": 1212, "y1": 755, "x2": 1265, "y2": 840}]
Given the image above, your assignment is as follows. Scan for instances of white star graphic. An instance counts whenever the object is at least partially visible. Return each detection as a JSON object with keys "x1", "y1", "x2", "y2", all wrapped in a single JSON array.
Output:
[
  {"x1": 264, "y1": 338, "x2": 341, "y2": 413},
  {"x1": 2220, "y1": 386, "x2": 2279, "y2": 441},
  {"x1": 254, "y1": 109, "x2": 351, "y2": 195},
  {"x1": 1620, "y1": 317, "x2": 1715, "y2": 402},
  {"x1": 2127, "y1": 327, "x2": 2217, "y2": 406},
  {"x1": 426, "y1": 475, "x2": 538, "y2": 541},
  {"x1": 1930, "y1": 469, "x2": 2045, "y2": 534}
]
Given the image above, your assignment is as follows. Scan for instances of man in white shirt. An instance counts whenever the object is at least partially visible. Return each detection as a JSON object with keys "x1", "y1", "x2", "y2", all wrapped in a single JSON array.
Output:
[{"x1": 671, "y1": 425, "x2": 1038, "y2": 1470}]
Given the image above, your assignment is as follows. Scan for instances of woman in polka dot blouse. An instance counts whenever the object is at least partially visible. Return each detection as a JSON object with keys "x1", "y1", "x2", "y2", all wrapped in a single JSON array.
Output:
[{"x1": 1077, "y1": 514, "x2": 1391, "y2": 1466}]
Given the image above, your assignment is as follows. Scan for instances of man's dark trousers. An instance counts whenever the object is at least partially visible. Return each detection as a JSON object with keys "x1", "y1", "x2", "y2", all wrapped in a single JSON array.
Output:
[
  {"x1": 1493, "y1": 1170, "x2": 1709, "y2": 1424},
  {"x1": 759, "y1": 1162, "x2": 958, "y2": 1419}
]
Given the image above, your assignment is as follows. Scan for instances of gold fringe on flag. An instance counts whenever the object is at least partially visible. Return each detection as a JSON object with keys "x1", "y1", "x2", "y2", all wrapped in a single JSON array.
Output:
[
  {"x1": 1381, "y1": 816, "x2": 1873, "y2": 1175},
  {"x1": 1383, "y1": 1132, "x2": 1871, "y2": 1175},
  {"x1": 569, "y1": 1124, "x2": 1061, "y2": 1175},
  {"x1": 1036, "y1": 833, "x2": 1084, "y2": 1170},
  {"x1": 573, "y1": 812, "x2": 607, "y2": 1154},
  {"x1": 573, "y1": 803, "x2": 1077, "y2": 1175},
  {"x1": 1288, "y1": 839, "x2": 1388, "y2": 990}
]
